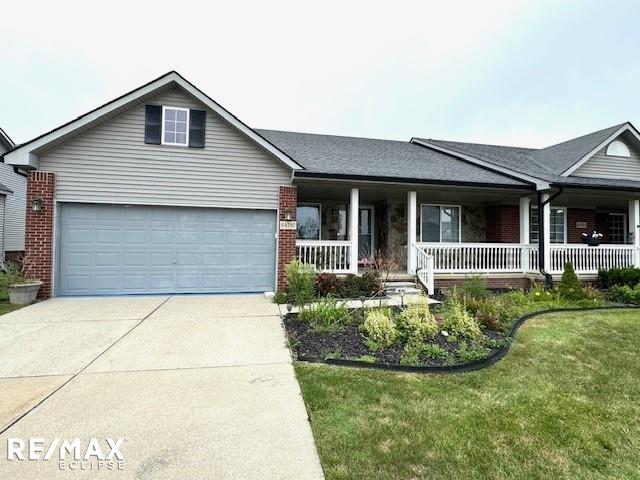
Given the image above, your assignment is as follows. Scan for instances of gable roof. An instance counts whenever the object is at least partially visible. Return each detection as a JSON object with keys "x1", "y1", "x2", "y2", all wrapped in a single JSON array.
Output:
[
  {"x1": 412, "y1": 122, "x2": 640, "y2": 189},
  {"x1": 4, "y1": 71, "x2": 302, "y2": 171},
  {"x1": 257, "y1": 129, "x2": 531, "y2": 188},
  {"x1": 0, "y1": 127, "x2": 14, "y2": 151}
]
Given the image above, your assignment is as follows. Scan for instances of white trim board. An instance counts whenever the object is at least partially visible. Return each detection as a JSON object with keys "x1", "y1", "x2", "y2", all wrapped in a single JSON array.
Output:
[
  {"x1": 561, "y1": 123, "x2": 640, "y2": 176},
  {"x1": 4, "y1": 71, "x2": 303, "y2": 171}
]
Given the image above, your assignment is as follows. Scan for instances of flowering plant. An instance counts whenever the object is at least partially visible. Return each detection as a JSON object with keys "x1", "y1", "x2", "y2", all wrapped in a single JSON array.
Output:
[{"x1": 581, "y1": 231, "x2": 604, "y2": 240}]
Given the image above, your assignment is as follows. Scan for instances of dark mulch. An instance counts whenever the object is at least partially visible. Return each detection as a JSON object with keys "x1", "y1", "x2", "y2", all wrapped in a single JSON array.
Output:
[{"x1": 283, "y1": 312, "x2": 507, "y2": 367}]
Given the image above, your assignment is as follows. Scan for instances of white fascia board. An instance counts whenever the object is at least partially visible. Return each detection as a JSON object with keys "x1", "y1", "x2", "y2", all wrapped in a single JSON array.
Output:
[
  {"x1": 410, "y1": 138, "x2": 550, "y2": 190},
  {"x1": 561, "y1": 123, "x2": 640, "y2": 176},
  {"x1": 4, "y1": 72, "x2": 302, "y2": 171}
]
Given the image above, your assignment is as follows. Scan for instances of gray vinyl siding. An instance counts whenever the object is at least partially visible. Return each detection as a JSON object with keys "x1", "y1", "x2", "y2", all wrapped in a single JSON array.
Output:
[
  {"x1": 0, "y1": 195, "x2": 5, "y2": 256},
  {"x1": 37, "y1": 87, "x2": 291, "y2": 209},
  {"x1": 572, "y1": 137, "x2": 640, "y2": 181},
  {"x1": 0, "y1": 164, "x2": 26, "y2": 251}
]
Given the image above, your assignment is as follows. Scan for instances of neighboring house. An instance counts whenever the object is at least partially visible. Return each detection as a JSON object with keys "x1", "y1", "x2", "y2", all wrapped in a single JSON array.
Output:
[
  {"x1": 0, "y1": 127, "x2": 27, "y2": 259},
  {"x1": 4, "y1": 71, "x2": 640, "y2": 297}
]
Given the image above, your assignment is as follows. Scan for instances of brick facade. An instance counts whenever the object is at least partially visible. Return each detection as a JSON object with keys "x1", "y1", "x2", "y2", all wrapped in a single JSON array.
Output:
[
  {"x1": 25, "y1": 171, "x2": 55, "y2": 298},
  {"x1": 566, "y1": 208, "x2": 596, "y2": 243},
  {"x1": 485, "y1": 205, "x2": 519, "y2": 243},
  {"x1": 277, "y1": 185, "x2": 297, "y2": 292}
]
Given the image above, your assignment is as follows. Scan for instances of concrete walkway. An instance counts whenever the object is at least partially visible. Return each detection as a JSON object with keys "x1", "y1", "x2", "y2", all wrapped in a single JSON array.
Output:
[{"x1": 0, "y1": 295, "x2": 324, "y2": 479}]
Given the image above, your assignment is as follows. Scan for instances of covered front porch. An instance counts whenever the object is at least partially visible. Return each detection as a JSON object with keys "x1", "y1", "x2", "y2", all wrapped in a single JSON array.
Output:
[{"x1": 293, "y1": 179, "x2": 640, "y2": 293}]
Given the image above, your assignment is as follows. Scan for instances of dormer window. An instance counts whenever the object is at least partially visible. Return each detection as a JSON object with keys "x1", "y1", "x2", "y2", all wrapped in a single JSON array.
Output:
[
  {"x1": 606, "y1": 140, "x2": 631, "y2": 157},
  {"x1": 162, "y1": 106, "x2": 189, "y2": 146}
]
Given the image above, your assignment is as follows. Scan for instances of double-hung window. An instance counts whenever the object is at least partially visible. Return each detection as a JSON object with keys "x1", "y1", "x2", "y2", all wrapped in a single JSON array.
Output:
[
  {"x1": 421, "y1": 205, "x2": 461, "y2": 242},
  {"x1": 530, "y1": 206, "x2": 566, "y2": 244},
  {"x1": 609, "y1": 213, "x2": 627, "y2": 244},
  {"x1": 297, "y1": 203, "x2": 321, "y2": 240},
  {"x1": 162, "y1": 106, "x2": 189, "y2": 146}
]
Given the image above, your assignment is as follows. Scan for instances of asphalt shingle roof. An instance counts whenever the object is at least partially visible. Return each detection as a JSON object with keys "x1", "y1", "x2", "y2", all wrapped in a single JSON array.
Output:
[
  {"x1": 256, "y1": 129, "x2": 529, "y2": 187},
  {"x1": 416, "y1": 123, "x2": 640, "y2": 189}
]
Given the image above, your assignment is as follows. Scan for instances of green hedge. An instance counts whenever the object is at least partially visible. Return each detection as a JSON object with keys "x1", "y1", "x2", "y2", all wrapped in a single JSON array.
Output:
[{"x1": 598, "y1": 267, "x2": 640, "y2": 289}]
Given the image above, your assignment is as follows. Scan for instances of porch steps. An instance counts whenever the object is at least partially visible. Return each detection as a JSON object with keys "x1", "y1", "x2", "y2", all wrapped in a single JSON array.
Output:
[{"x1": 384, "y1": 281, "x2": 422, "y2": 295}]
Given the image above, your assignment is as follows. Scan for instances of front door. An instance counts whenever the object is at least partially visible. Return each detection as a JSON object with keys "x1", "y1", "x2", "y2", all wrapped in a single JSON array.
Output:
[{"x1": 358, "y1": 206, "x2": 374, "y2": 259}]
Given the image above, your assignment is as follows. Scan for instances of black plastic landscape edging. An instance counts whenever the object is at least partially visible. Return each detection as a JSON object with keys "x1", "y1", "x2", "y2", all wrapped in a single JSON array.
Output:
[{"x1": 296, "y1": 305, "x2": 640, "y2": 374}]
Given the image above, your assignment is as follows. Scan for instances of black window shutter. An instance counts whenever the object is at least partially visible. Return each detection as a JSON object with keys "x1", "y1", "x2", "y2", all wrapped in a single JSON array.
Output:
[
  {"x1": 145, "y1": 105, "x2": 162, "y2": 144},
  {"x1": 189, "y1": 109, "x2": 206, "y2": 148}
]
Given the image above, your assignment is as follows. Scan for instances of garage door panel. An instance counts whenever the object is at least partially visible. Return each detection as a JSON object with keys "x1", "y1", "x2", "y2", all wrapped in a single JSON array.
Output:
[{"x1": 58, "y1": 204, "x2": 276, "y2": 295}]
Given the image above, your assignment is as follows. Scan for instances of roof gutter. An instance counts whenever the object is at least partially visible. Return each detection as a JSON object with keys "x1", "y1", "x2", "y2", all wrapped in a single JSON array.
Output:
[
  {"x1": 550, "y1": 182, "x2": 640, "y2": 193},
  {"x1": 293, "y1": 171, "x2": 534, "y2": 190}
]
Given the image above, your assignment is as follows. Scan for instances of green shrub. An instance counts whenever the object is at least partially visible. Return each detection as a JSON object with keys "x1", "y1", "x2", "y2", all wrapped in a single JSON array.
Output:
[
  {"x1": 422, "y1": 344, "x2": 449, "y2": 360},
  {"x1": 583, "y1": 284, "x2": 605, "y2": 301},
  {"x1": 400, "y1": 344, "x2": 421, "y2": 366},
  {"x1": 285, "y1": 260, "x2": 317, "y2": 305},
  {"x1": 558, "y1": 262, "x2": 584, "y2": 301},
  {"x1": 272, "y1": 292, "x2": 288, "y2": 304},
  {"x1": 530, "y1": 282, "x2": 557, "y2": 302},
  {"x1": 298, "y1": 297, "x2": 349, "y2": 331},
  {"x1": 599, "y1": 267, "x2": 640, "y2": 289},
  {"x1": 442, "y1": 296, "x2": 481, "y2": 339},
  {"x1": 396, "y1": 302, "x2": 438, "y2": 343},
  {"x1": 0, "y1": 261, "x2": 23, "y2": 288},
  {"x1": 361, "y1": 309, "x2": 398, "y2": 351},
  {"x1": 456, "y1": 341, "x2": 491, "y2": 362},
  {"x1": 466, "y1": 297, "x2": 502, "y2": 331},
  {"x1": 608, "y1": 284, "x2": 640, "y2": 304},
  {"x1": 460, "y1": 275, "x2": 488, "y2": 300},
  {"x1": 336, "y1": 271, "x2": 381, "y2": 298}
]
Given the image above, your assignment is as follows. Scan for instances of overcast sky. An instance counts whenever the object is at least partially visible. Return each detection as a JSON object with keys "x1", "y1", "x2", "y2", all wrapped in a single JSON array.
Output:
[{"x1": 1, "y1": 0, "x2": 639, "y2": 147}]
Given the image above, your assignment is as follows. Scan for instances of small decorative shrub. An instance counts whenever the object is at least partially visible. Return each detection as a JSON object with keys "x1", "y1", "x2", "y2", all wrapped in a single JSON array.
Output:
[
  {"x1": 316, "y1": 273, "x2": 341, "y2": 297},
  {"x1": 422, "y1": 344, "x2": 448, "y2": 360},
  {"x1": 285, "y1": 260, "x2": 317, "y2": 305},
  {"x1": 466, "y1": 297, "x2": 502, "y2": 331},
  {"x1": 272, "y1": 292, "x2": 288, "y2": 304},
  {"x1": 298, "y1": 297, "x2": 349, "y2": 331},
  {"x1": 558, "y1": 262, "x2": 584, "y2": 301},
  {"x1": 442, "y1": 296, "x2": 481, "y2": 339},
  {"x1": 598, "y1": 267, "x2": 640, "y2": 289},
  {"x1": 400, "y1": 344, "x2": 421, "y2": 366},
  {"x1": 361, "y1": 309, "x2": 397, "y2": 351},
  {"x1": 530, "y1": 282, "x2": 555, "y2": 302},
  {"x1": 608, "y1": 284, "x2": 640, "y2": 304},
  {"x1": 396, "y1": 302, "x2": 438, "y2": 342},
  {"x1": 336, "y1": 271, "x2": 381, "y2": 298},
  {"x1": 460, "y1": 275, "x2": 488, "y2": 300},
  {"x1": 582, "y1": 284, "x2": 605, "y2": 301},
  {"x1": 456, "y1": 341, "x2": 491, "y2": 362}
]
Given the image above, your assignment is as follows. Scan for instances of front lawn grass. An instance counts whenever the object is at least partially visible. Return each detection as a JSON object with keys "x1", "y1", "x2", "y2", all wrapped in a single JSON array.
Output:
[
  {"x1": 296, "y1": 309, "x2": 640, "y2": 479},
  {"x1": 0, "y1": 288, "x2": 25, "y2": 316}
]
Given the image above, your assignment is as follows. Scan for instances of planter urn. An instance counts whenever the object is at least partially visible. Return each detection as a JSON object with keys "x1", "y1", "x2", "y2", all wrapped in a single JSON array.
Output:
[{"x1": 9, "y1": 281, "x2": 43, "y2": 305}]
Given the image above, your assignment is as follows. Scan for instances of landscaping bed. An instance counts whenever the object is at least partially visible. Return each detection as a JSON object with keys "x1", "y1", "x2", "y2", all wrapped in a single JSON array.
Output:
[
  {"x1": 284, "y1": 305, "x2": 507, "y2": 368},
  {"x1": 282, "y1": 263, "x2": 611, "y2": 369}
]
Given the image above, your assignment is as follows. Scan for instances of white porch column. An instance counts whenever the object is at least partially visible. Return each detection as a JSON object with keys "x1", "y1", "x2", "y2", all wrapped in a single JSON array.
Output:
[
  {"x1": 541, "y1": 193, "x2": 551, "y2": 273},
  {"x1": 349, "y1": 188, "x2": 359, "y2": 274},
  {"x1": 628, "y1": 199, "x2": 640, "y2": 267},
  {"x1": 407, "y1": 191, "x2": 417, "y2": 274},
  {"x1": 519, "y1": 196, "x2": 530, "y2": 272}
]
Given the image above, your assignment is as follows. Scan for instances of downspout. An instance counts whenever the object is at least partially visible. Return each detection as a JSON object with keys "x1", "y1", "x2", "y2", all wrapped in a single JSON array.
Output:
[{"x1": 537, "y1": 187, "x2": 563, "y2": 277}]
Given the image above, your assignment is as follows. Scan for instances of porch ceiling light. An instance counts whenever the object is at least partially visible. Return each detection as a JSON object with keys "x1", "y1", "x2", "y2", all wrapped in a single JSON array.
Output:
[{"x1": 31, "y1": 197, "x2": 44, "y2": 212}]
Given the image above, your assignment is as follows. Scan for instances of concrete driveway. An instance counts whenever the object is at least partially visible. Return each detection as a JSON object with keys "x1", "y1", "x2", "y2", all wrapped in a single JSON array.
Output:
[{"x1": 0, "y1": 295, "x2": 324, "y2": 479}]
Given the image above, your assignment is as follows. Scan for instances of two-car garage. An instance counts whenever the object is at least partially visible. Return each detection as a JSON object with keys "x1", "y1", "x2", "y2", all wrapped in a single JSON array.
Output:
[{"x1": 57, "y1": 203, "x2": 277, "y2": 296}]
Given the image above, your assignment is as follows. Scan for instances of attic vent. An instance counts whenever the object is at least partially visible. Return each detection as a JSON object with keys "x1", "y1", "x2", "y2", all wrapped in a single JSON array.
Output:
[{"x1": 606, "y1": 140, "x2": 630, "y2": 157}]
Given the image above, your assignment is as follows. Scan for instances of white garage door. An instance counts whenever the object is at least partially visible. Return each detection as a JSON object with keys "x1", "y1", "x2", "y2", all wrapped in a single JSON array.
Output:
[{"x1": 58, "y1": 204, "x2": 276, "y2": 296}]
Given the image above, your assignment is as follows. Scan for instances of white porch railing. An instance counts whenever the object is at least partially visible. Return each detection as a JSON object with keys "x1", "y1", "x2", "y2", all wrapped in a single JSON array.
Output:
[
  {"x1": 549, "y1": 244, "x2": 635, "y2": 274},
  {"x1": 295, "y1": 240, "x2": 353, "y2": 274},
  {"x1": 413, "y1": 244, "x2": 435, "y2": 295},
  {"x1": 416, "y1": 243, "x2": 539, "y2": 273}
]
